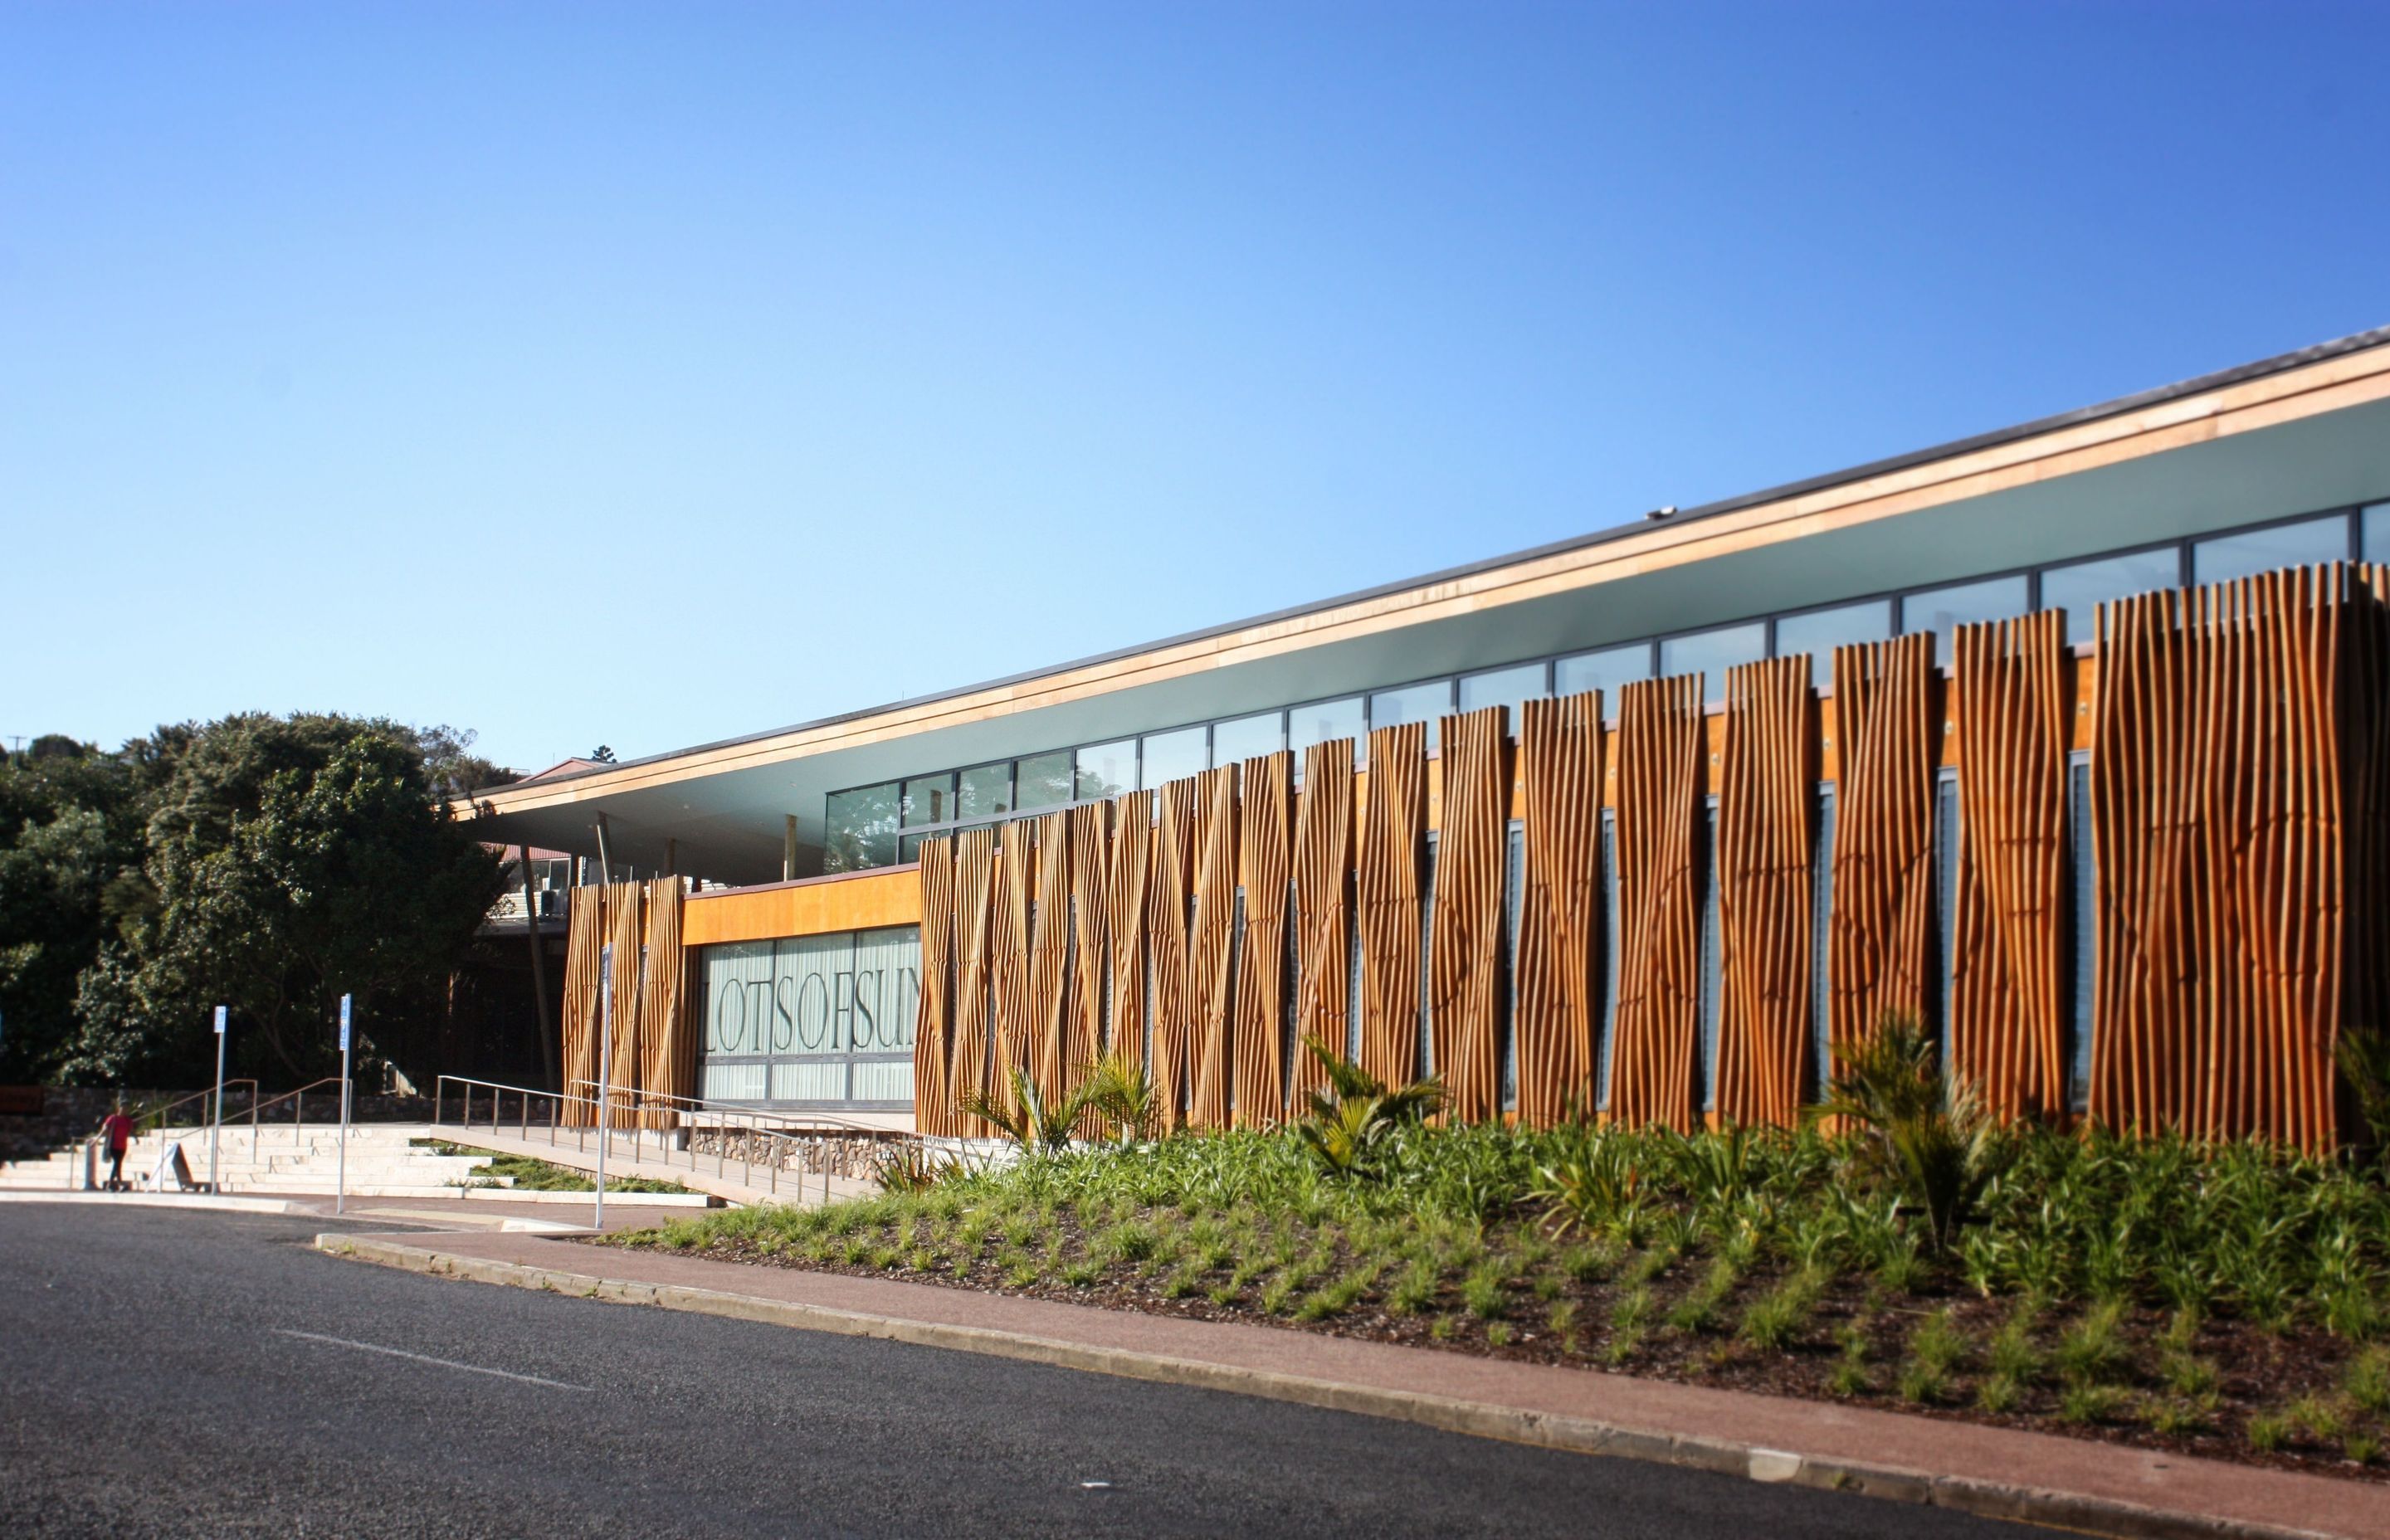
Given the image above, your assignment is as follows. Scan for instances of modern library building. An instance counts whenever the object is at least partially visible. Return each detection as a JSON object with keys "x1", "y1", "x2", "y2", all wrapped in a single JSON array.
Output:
[{"x1": 461, "y1": 325, "x2": 2390, "y2": 1153}]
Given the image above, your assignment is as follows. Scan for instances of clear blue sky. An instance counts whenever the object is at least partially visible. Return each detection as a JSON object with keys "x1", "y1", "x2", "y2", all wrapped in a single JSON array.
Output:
[{"x1": 5, "y1": 2, "x2": 2385, "y2": 772}]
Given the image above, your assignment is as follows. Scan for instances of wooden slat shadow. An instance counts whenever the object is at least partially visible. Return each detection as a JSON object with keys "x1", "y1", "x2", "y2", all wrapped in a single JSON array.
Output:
[{"x1": 1716, "y1": 658, "x2": 1814, "y2": 1128}]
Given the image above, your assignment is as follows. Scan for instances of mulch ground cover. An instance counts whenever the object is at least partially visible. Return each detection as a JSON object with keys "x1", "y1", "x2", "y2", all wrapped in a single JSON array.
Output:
[{"x1": 603, "y1": 1202, "x2": 2390, "y2": 1486}]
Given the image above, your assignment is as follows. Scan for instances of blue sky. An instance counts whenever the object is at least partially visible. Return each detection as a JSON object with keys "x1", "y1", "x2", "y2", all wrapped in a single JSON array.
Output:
[{"x1": 4, "y1": 2, "x2": 2385, "y2": 772}]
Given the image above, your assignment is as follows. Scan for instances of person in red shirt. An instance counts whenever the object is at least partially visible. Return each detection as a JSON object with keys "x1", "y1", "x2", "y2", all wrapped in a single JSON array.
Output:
[{"x1": 98, "y1": 1099, "x2": 136, "y2": 1192}]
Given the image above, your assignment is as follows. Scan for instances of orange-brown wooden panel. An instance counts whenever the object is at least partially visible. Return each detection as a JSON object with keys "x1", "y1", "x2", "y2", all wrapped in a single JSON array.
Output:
[
  {"x1": 637, "y1": 878, "x2": 690, "y2": 1123},
  {"x1": 1027, "y1": 810, "x2": 1073, "y2": 1104},
  {"x1": 1715, "y1": 658, "x2": 1813, "y2": 1128},
  {"x1": 1828, "y1": 634, "x2": 1938, "y2": 1061},
  {"x1": 1514, "y1": 693, "x2": 1602, "y2": 1128},
  {"x1": 991, "y1": 821, "x2": 1039, "y2": 1108},
  {"x1": 1949, "y1": 613, "x2": 2070, "y2": 1123},
  {"x1": 1609, "y1": 675, "x2": 1705, "y2": 1131},
  {"x1": 914, "y1": 836, "x2": 957, "y2": 1137},
  {"x1": 602, "y1": 881, "x2": 646, "y2": 1127},
  {"x1": 1357, "y1": 722, "x2": 1427, "y2": 1087},
  {"x1": 949, "y1": 827, "x2": 997, "y2": 1134},
  {"x1": 2345, "y1": 566, "x2": 2390, "y2": 1108},
  {"x1": 1187, "y1": 766, "x2": 1240, "y2": 1129},
  {"x1": 1290, "y1": 740, "x2": 1356, "y2": 1104},
  {"x1": 1429, "y1": 706, "x2": 1510, "y2": 1123},
  {"x1": 558, "y1": 885, "x2": 607, "y2": 1126},
  {"x1": 1147, "y1": 779, "x2": 1197, "y2": 1129},
  {"x1": 1066, "y1": 801, "x2": 1112, "y2": 1099},
  {"x1": 1232, "y1": 751, "x2": 1293, "y2": 1127},
  {"x1": 1107, "y1": 791, "x2": 1154, "y2": 1067}
]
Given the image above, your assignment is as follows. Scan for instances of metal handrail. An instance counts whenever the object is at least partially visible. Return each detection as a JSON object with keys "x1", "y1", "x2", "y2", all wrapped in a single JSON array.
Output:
[
  {"x1": 212, "y1": 1077, "x2": 353, "y2": 1144},
  {"x1": 561, "y1": 1078, "x2": 905, "y2": 1138},
  {"x1": 429, "y1": 1074, "x2": 947, "y2": 1201},
  {"x1": 139, "y1": 1080, "x2": 257, "y2": 1134}
]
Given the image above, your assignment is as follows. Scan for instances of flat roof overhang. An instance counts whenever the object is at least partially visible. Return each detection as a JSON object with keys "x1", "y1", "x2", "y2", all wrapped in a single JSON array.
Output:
[{"x1": 458, "y1": 327, "x2": 2390, "y2": 885}]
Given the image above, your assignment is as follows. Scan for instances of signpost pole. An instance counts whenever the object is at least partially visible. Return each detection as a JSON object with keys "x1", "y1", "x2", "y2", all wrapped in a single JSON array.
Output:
[
  {"x1": 209, "y1": 1006, "x2": 227, "y2": 1194},
  {"x1": 336, "y1": 994, "x2": 353, "y2": 1216},
  {"x1": 594, "y1": 944, "x2": 612, "y2": 1232}
]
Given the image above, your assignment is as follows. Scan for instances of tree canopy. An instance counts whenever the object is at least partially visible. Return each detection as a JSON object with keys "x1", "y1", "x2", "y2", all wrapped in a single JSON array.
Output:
[{"x1": 0, "y1": 714, "x2": 506, "y2": 1087}]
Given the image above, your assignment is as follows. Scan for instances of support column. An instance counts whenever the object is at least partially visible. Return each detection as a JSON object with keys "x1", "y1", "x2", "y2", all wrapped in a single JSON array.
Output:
[{"x1": 783, "y1": 815, "x2": 797, "y2": 882}]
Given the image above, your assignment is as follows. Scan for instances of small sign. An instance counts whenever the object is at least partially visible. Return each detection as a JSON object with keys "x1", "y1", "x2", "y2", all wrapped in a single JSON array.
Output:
[
  {"x1": 339, "y1": 994, "x2": 352, "y2": 1051},
  {"x1": 213, "y1": 1005, "x2": 227, "y2": 1036}
]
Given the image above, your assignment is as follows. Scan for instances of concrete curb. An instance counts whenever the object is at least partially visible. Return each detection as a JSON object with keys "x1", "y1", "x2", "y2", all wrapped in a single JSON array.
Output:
[
  {"x1": 0, "y1": 1191, "x2": 310, "y2": 1215},
  {"x1": 315, "y1": 1232, "x2": 2349, "y2": 1540}
]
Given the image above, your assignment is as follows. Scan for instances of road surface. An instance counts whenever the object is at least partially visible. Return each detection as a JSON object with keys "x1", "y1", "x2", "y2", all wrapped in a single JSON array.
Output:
[{"x1": 0, "y1": 1204, "x2": 2032, "y2": 1538}]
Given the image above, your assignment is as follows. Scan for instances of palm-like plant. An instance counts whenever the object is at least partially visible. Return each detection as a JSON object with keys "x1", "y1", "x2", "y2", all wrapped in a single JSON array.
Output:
[
  {"x1": 1814, "y1": 1011, "x2": 2004, "y2": 1250},
  {"x1": 963, "y1": 1066, "x2": 1110, "y2": 1156},
  {"x1": 1294, "y1": 1035, "x2": 1444, "y2": 1178}
]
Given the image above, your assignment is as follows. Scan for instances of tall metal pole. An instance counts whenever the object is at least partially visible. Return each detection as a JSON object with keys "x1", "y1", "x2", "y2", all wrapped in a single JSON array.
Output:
[
  {"x1": 594, "y1": 943, "x2": 612, "y2": 1231},
  {"x1": 336, "y1": 994, "x2": 353, "y2": 1216},
  {"x1": 209, "y1": 1005, "x2": 227, "y2": 1194}
]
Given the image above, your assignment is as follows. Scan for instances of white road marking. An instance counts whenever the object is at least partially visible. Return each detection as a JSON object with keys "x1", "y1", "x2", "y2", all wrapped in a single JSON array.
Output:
[{"x1": 273, "y1": 1328, "x2": 593, "y2": 1391}]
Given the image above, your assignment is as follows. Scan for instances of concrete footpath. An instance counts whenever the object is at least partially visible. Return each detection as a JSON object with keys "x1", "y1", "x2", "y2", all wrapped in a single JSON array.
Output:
[{"x1": 316, "y1": 1227, "x2": 2385, "y2": 1540}]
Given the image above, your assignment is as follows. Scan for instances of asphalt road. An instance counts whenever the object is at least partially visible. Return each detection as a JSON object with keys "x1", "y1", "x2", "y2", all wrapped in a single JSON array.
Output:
[{"x1": 0, "y1": 1205, "x2": 2035, "y2": 1538}]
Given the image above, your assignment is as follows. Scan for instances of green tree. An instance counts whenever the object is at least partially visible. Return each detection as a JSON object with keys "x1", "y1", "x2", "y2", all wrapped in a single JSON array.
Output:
[
  {"x1": 64, "y1": 714, "x2": 505, "y2": 1085},
  {"x1": 0, "y1": 741, "x2": 146, "y2": 1079}
]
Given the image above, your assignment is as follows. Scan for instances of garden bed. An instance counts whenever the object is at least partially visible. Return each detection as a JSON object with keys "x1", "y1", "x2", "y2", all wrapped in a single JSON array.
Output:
[{"x1": 605, "y1": 1121, "x2": 2390, "y2": 1484}]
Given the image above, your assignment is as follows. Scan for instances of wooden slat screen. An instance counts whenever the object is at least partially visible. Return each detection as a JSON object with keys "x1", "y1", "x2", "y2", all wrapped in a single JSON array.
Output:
[
  {"x1": 1430, "y1": 705, "x2": 1510, "y2": 1123},
  {"x1": 2344, "y1": 566, "x2": 2390, "y2": 1105},
  {"x1": 1609, "y1": 676, "x2": 1705, "y2": 1131},
  {"x1": 636, "y1": 878, "x2": 690, "y2": 1125},
  {"x1": 1514, "y1": 693, "x2": 1602, "y2": 1127},
  {"x1": 1232, "y1": 751, "x2": 1294, "y2": 1127},
  {"x1": 1106, "y1": 791, "x2": 1154, "y2": 1066},
  {"x1": 1715, "y1": 658, "x2": 1814, "y2": 1128},
  {"x1": 913, "y1": 836, "x2": 957, "y2": 1137},
  {"x1": 1290, "y1": 740, "x2": 1356, "y2": 1104},
  {"x1": 558, "y1": 884, "x2": 607, "y2": 1126},
  {"x1": 1950, "y1": 612, "x2": 2071, "y2": 1123},
  {"x1": 1023, "y1": 811, "x2": 1073, "y2": 1105},
  {"x1": 1066, "y1": 801, "x2": 1112, "y2": 1099},
  {"x1": 989, "y1": 824, "x2": 1036, "y2": 1109},
  {"x1": 1827, "y1": 634, "x2": 1939, "y2": 1065},
  {"x1": 1147, "y1": 779, "x2": 1197, "y2": 1129},
  {"x1": 949, "y1": 827, "x2": 997, "y2": 1133},
  {"x1": 602, "y1": 881, "x2": 646, "y2": 1127},
  {"x1": 1356, "y1": 722, "x2": 1427, "y2": 1086},
  {"x1": 2091, "y1": 567, "x2": 2358, "y2": 1152},
  {"x1": 1188, "y1": 766, "x2": 1240, "y2": 1129}
]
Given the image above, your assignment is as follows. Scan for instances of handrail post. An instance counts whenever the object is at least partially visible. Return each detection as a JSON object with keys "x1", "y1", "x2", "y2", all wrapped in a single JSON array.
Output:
[{"x1": 434, "y1": 1079, "x2": 443, "y2": 1129}]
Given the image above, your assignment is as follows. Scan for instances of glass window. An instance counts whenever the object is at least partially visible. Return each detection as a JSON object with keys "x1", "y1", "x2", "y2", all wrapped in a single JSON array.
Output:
[
  {"x1": 1013, "y1": 750, "x2": 1073, "y2": 811},
  {"x1": 1370, "y1": 679, "x2": 1453, "y2": 753},
  {"x1": 1209, "y1": 710, "x2": 1283, "y2": 768},
  {"x1": 822, "y1": 782, "x2": 899, "y2": 873},
  {"x1": 1660, "y1": 622, "x2": 1766, "y2": 701},
  {"x1": 2364, "y1": 503, "x2": 2390, "y2": 563},
  {"x1": 899, "y1": 833, "x2": 924, "y2": 865},
  {"x1": 1773, "y1": 600, "x2": 1891, "y2": 666},
  {"x1": 1903, "y1": 575, "x2": 2027, "y2": 663},
  {"x1": 900, "y1": 773, "x2": 953, "y2": 828},
  {"x1": 2039, "y1": 548, "x2": 2179, "y2": 646},
  {"x1": 956, "y1": 763, "x2": 1011, "y2": 822},
  {"x1": 2193, "y1": 513, "x2": 2349, "y2": 585},
  {"x1": 1139, "y1": 725, "x2": 1207, "y2": 789},
  {"x1": 1075, "y1": 739, "x2": 1135, "y2": 802},
  {"x1": 1458, "y1": 661, "x2": 1545, "y2": 723},
  {"x1": 1289, "y1": 696, "x2": 1365, "y2": 770},
  {"x1": 1554, "y1": 643, "x2": 1651, "y2": 716}
]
